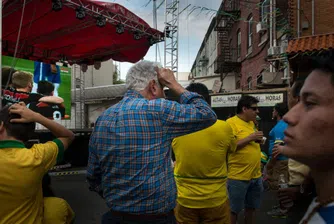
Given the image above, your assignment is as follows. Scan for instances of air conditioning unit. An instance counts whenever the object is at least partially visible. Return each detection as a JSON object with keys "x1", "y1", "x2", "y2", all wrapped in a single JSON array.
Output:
[
  {"x1": 280, "y1": 45, "x2": 287, "y2": 54},
  {"x1": 268, "y1": 46, "x2": 288, "y2": 56},
  {"x1": 268, "y1": 46, "x2": 281, "y2": 56},
  {"x1": 262, "y1": 72, "x2": 284, "y2": 84},
  {"x1": 256, "y1": 22, "x2": 267, "y2": 33}
]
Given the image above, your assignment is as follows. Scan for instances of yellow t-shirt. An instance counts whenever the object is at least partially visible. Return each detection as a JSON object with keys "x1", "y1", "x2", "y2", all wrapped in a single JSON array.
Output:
[
  {"x1": 0, "y1": 139, "x2": 63, "y2": 224},
  {"x1": 226, "y1": 115, "x2": 262, "y2": 180},
  {"x1": 172, "y1": 120, "x2": 236, "y2": 208}
]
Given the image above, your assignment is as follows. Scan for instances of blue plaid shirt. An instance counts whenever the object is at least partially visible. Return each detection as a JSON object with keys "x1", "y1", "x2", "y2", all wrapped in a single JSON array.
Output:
[{"x1": 87, "y1": 90, "x2": 217, "y2": 214}]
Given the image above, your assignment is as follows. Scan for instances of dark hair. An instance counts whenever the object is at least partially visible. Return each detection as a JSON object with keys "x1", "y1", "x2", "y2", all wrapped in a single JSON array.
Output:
[
  {"x1": 236, "y1": 95, "x2": 259, "y2": 114},
  {"x1": 291, "y1": 80, "x2": 304, "y2": 98},
  {"x1": 186, "y1": 83, "x2": 210, "y2": 104},
  {"x1": 274, "y1": 103, "x2": 289, "y2": 117},
  {"x1": 311, "y1": 55, "x2": 334, "y2": 85},
  {"x1": 37, "y1": 81, "x2": 55, "y2": 96},
  {"x1": 2, "y1": 66, "x2": 16, "y2": 87},
  {"x1": 0, "y1": 106, "x2": 36, "y2": 142}
]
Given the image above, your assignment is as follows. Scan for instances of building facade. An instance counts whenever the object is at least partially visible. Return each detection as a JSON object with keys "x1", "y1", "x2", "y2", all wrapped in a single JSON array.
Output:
[
  {"x1": 287, "y1": 0, "x2": 334, "y2": 80},
  {"x1": 189, "y1": 17, "x2": 223, "y2": 91},
  {"x1": 189, "y1": 0, "x2": 294, "y2": 93},
  {"x1": 215, "y1": 0, "x2": 289, "y2": 91},
  {"x1": 83, "y1": 60, "x2": 116, "y2": 87},
  {"x1": 288, "y1": 0, "x2": 334, "y2": 38}
]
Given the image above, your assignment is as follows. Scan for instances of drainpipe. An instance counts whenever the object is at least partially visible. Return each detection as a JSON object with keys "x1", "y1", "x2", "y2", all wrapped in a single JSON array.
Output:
[
  {"x1": 273, "y1": 0, "x2": 277, "y2": 47},
  {"x1": 297, "y1": 0, "x2": 300, "y2": 37},
  {"x1": 269, "y1": 0, "x2": 273, "y2": 72},
  {"x1": 312, "y1": 0, "x2": 315, "y2": 35}
]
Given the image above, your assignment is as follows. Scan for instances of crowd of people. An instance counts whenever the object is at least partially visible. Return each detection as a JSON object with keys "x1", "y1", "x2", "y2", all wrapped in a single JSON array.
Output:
[
  {"x1": 1, "y1": 66, "x2": 66, "y2": 120},
  {"x1": 0, "y1": 55, "x2": 333, "y2": 224}
]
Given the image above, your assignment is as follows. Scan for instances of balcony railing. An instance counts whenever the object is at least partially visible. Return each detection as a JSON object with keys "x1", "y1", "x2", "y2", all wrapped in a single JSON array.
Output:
[
  {"x1": 215, "y1": 0, "x2": 241, "y2": 30},
  {"x1": 214, "y1": 48, "x2": 241, "y2": 74},
  {"x1": 225, "y1": 0, "x2": 240, "y2": 12}
]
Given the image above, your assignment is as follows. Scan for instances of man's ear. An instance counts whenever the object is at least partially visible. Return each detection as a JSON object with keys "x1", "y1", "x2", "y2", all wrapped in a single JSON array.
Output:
[{"x1": 149, "y1": 80, "x2": 158, "y2": 96}]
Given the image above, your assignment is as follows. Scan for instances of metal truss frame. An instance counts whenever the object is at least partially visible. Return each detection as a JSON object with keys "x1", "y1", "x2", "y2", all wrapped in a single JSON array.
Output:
[
  {"x1": 4, "y1": 0, "x2": 164, "y2": 42},
  {"x1": 63, "y1": 0, "x2": 164, "y2": 41},
  {"x1": 164, "y1": 0, "x2": 179, "y2": 79}
]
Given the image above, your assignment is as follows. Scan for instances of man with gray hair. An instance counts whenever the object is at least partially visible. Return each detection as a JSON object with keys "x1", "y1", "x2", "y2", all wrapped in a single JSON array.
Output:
[{"x1": 87, "y1": 60, "x2": 217, "y2": 223}]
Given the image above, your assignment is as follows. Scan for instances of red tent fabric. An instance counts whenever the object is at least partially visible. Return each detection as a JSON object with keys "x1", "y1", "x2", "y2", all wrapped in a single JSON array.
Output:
[{"x1": 2, "y1": 0, "x2": 163, "y2": 65}]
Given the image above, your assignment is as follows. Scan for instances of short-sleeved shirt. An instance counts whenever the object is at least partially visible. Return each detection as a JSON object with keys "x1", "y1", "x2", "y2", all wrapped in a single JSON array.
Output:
[
  {"x1": 0, "y1": 139, "x2": 64, "y2": 224},
  {"x1": 34, "y1": 62, "x2": 61, "y2": 84},
  {"x1": 172, "y1": 120, "x2": 236, "y2": 208},
  {"x1": 268, "y1": 120, "x2": 288, "y2": 160},
  {"x1": 300, "y1": 199, "x2": 334, "y2": 224},
  {"x1": 226, "y1": 115, "x2": 262, "y2": 180}
]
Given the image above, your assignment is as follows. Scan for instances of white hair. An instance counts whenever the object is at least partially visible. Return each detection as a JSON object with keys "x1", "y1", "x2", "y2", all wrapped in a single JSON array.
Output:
[{"x1": 125, "y1": 60, "x2": 162, "y2": 91}]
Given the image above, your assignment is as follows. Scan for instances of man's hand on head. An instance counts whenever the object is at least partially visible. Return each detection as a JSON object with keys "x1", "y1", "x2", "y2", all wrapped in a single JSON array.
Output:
[
  {"x1": 155, "y1": 67, "x2": 176, "y2": 88},
  {"x1": 155, "y1": 67, "x2": 185, "y2": 95},
  {"x1": 9, "y1": 102, "x2": 38, "y2": 123}
]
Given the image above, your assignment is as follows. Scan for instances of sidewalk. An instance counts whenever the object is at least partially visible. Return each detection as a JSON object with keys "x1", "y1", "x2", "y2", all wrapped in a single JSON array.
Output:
[{"x1": 52, "y1": 174, "x2": 292, "y2": 224}]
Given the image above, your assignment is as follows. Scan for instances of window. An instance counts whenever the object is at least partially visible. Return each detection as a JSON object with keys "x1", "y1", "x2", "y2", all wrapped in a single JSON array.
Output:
[
  {"x1": 260, "y1": 0, "x2": 270, "y2": 23},
  {"x1": 229, "y1": 39, "x2": 233, "y2": 59},
  {"x1": 236, "y1": 80, "x2": 241, "y2": 89},
  {"x1": 248, "y1": 15, "x2": 253, "y2": 53},
  {"x1": 247, "y1": 77, "x2": 252, "y2": 89},
  {"x1": 257, "y1": 72, "x2": 263, "y2": 86},
  {"x1": 259, "y1": 0, "x2": 269, "y2": 44},
  {"x1": 237, "y1": 30, "x2": 241, "y2": 60},
  {"x1": 226, "y1": 0, "x2": 232, "y2": 10}
]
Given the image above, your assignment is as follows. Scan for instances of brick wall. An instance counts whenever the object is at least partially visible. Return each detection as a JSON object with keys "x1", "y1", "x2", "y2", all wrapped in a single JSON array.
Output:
[
  {"x1": 224, "y1": 0, "x2": 270, "y2": 90},
  {"x1": 289, "y1": 0, "x2": 334, "y2": 37}
]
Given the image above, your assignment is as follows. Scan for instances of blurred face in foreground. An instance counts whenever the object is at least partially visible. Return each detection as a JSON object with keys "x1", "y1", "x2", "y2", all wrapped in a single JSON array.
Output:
[{"x1": 282, "y1": 69, "x2": 334, "y2": 170}]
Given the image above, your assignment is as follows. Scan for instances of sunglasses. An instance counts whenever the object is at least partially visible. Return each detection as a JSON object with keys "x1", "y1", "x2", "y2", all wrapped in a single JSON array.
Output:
[{"x1": 248, "y1": 106, "x2": 259, "y2": 111}]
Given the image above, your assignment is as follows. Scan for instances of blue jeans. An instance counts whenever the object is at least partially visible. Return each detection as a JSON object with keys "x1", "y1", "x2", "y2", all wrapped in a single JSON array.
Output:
[
  {"x1": 101, "y1": 211, "x2": 177, "y2": 224},
  {"x1": 227, "y1": 177, "x2": 263, "y2": 214}
]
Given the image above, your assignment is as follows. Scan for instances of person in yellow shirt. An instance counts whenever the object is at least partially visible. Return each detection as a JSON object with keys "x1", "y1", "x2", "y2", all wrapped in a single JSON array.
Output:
[
  {"x1": 173, "y1": 83, "x2": 236, "y2": 224},
  {"x1": 226, "y1": 95, "x2": 264, "y2": 224},
  {"x1": 0, "y1": 102, "x2": 75, "y2": 224}
]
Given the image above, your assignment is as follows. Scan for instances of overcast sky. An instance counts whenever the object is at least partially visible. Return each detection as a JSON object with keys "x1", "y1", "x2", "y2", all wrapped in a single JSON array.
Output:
[{"x1": 104, "y1": 0, "x2": 221, "y2": 79}]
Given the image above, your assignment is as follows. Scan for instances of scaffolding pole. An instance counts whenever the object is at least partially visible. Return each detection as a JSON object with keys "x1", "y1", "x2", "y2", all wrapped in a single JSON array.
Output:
[
  {"x1": 79, "y1": 69, "x2": 85, "y2": 128},
  {"x1": 153, "y1": 0, "x2": 158, "y2": 62},
  {"x1": 164, "y1": 0, "x2": 179, "y2": 80}
]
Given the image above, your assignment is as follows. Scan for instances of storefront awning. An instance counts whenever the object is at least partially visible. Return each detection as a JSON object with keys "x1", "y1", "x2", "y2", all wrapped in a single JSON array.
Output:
[{"x1": 287, "y1": 33, "x2": 334, "y2": 55}]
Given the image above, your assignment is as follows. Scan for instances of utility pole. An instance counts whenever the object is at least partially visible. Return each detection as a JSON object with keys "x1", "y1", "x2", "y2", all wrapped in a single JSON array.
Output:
[{"x1": 153, "y1": 0, "x2": 158, "y2": 62}]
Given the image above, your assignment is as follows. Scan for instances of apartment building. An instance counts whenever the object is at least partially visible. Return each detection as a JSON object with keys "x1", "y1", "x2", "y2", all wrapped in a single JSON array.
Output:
[
  {"x1": 287, "y1": 0, "x2": 334, "y2": 80},
  {"x1": 189, "y1": 18, "x2": 224, "y2": 91},
  {"x1": 215, "y1": 0, "x2": 289, "y2": 90}
]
